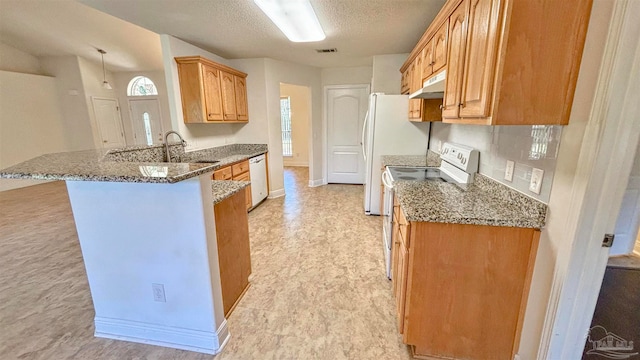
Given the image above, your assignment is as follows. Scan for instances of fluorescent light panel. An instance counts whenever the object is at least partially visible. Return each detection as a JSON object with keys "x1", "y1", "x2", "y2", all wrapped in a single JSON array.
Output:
[{"x1": 254, "y1": 0, "x2": 325, "y2": 42}]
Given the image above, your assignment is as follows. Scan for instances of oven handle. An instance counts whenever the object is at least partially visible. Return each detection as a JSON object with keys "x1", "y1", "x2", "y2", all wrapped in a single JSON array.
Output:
[{"x1": 381, "y1": 168, "x2": 393, "y2": 188}]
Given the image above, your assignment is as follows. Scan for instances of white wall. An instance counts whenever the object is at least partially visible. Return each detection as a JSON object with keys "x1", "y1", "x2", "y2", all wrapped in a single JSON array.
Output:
[
  {"x1": 0, "y1": 42, "x2": 42, "y2": 75},
  {"x1": 429, "y1": 124, "x2": 562, "y2": 203},
  {"x1": 160, "y1": 34, "x2": 237, "y2": 150},
  {"x1": 610, "y1": 139, "x2": 640, "y2": 255},
  {"x1": 40, "y1": 56, "x2": 97, "y2": 151},
  {"x1": 516, "y1": 0, "x2": 615, "y2": 358},
  {"x1": 320, "y1": 66, "x2": 372, "y2": 87},
  {"x1": 371, "y1": 54, "x2": 408, "y2": 94},
  {"x1": 259, "y1": 58, "x2": 322, "y2": 195},
  {"x1": 0, "y1": 71, "x2": 69, "y2": 191},
  {"x1": 280, "y1": 83, "x2": 311, "y2": 167},
  {"x1": 78, "y1": 56, "x2": 121, "y2": 149},
  {"x1": 113, "y1": 70, "x2": 172, "y2": 145}
]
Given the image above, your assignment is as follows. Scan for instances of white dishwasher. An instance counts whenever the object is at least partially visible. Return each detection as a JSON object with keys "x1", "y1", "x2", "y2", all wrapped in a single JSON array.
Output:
[{"x1": 249, "y1": 154, "x2": 268, "y2": 207}]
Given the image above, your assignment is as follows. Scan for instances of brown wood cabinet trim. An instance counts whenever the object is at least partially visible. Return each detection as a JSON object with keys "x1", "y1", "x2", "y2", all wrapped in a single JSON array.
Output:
[
  {"x1": 511, "y1": 230, "x2": 541, "y2": 359},
  {"x1": 175, "y1": 56, "x2": 247, "y2": 78},
  {"x1": 400, "y1": 0, "x2": 464, "y2": 73}
]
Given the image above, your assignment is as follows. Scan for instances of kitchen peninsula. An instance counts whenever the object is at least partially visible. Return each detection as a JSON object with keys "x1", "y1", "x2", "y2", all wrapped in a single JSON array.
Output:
[{"x1": 0, "y1": 143, "x2": 267, "y2": 354}]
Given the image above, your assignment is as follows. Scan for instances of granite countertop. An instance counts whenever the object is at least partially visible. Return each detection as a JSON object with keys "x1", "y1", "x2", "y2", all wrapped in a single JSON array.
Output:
[
  {"x1": 0, "y1": 144, "x2": 268, "y2": 184},
  {"x1": 180, "y1": 144, "x2": 267, "y2": 168},
  {"x1": 394, "y1": 174, "x2": 547, "y2": 229},
  {"x1": 381, "y1": 150, "x2": 441, "y2": 168},
  {"x1": 211, "y1": 180, "x2": 250, "y2": 204}
]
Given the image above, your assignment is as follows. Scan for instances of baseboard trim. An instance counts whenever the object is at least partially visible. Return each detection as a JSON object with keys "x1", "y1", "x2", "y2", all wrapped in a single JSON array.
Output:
[
  {"x1": 308, "y1": 179, "x2": 325, "y2": 187},
  {"x1": 94, "y1": 317, "x2": 229, "y2": 355},
  {"x1": 283, "y1": 162, "x2": 309, "y2": 167},
  {"x1": 268, "y1": 188, "x2": 285, "y2": 198}
]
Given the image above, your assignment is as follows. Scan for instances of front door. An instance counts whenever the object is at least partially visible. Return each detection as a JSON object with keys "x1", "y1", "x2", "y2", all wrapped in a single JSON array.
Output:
[
  {"x1": 129, "y1": 98, "x2": 164, "y2": 146},
  {"x1": 326, "y1": 85, "x2": 370, "y2": 184},
  {"x1": 92, "y1": 97, "x2": 126, "y2": 149}
]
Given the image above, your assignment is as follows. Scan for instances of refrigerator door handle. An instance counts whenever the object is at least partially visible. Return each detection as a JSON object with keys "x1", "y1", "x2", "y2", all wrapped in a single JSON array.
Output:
[{"x1": 361, "y1": 110, "x2": 369, "y2": 161}]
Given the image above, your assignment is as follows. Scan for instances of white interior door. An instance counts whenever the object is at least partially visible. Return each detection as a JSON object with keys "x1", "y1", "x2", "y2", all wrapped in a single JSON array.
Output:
[
  {"x1": 326, "y1": 85, "x2": 370, "y2": 184},
  {"x1": 92, "y1": 97, "x2": 126, "y2": 149},
  {"x1": 129, "y1": 98, "x2": 164, "y2": 146}
]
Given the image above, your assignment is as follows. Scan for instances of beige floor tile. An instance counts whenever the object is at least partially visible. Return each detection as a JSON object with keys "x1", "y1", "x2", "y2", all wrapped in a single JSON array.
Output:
[{"x1": 0, "y1": 167, "x2": 411, "y2": 359}]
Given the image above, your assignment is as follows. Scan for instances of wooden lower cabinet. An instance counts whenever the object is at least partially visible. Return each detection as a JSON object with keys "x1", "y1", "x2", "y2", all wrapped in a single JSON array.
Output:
[
  {"x1": 392, "y1": 200, "x2": 540, "y2": 360},
  {"x1": 214, "y1": 190, "x2": 252, "y2": 317},
  {"x1": 213, "y1": 159, "x2": 252, "y2": 211}
]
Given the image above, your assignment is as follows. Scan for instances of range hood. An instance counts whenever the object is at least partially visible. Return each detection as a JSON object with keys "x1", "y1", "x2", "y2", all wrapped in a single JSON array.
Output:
[{"x1": 409, "y1": 70, "x2": 446, "y2": 99}]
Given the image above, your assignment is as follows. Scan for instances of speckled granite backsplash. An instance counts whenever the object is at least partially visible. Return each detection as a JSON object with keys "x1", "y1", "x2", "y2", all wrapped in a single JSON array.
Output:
[
  {"x1": 103, "y1": 143, "x2": 268, "y2": 164},
  {"x1": 184, "y1": 144, "x2": 268, "y2": 161},
  {"x1": 103, "y1": 143, "x2": 185, "y2": 162}
]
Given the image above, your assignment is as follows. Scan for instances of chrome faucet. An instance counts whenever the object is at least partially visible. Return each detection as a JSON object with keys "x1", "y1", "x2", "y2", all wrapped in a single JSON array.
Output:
[{"x1": 163, "y1": 131, "x2": 187, "y2": 162}]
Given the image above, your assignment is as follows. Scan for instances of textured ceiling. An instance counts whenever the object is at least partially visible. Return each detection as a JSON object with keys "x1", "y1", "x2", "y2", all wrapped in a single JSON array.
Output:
[
  {"x1": 0, "y1": 0, "x2": 163, "y2": 71},
  {"x1": 80, "y1": 0, "x2": 446, "y2": 68},
  {"x1": 0, "y1": 0, "x2": 446, "y2": 71}
]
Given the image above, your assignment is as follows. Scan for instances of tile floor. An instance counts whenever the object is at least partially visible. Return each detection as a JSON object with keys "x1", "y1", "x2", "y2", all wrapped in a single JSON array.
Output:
[{"x1": 0, "y1": 167, "x2": 411, "y2": 359}]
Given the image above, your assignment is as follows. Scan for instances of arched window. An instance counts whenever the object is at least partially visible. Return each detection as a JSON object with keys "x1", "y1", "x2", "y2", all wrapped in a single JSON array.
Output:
[{"x1": 127, "y1": 76, "x2": 158, "y2": 96}]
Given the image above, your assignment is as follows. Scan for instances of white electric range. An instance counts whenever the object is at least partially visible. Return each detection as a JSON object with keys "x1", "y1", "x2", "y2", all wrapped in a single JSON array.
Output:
[{"x1": 380, "y1": 143, "x2": 480, "y2": 279}]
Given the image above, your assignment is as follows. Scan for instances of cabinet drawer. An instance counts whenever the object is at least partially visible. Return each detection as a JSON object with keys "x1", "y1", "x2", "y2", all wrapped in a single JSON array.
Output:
[
  {"x1": 233, "y1": 171, "x2": 250, "y2": 182},
  {"x1": 213, "y1": 166, "x2": 232, "y2": 180},
  {"x1": 232, "y1": 160, "x2": 250, "y2": 176}
]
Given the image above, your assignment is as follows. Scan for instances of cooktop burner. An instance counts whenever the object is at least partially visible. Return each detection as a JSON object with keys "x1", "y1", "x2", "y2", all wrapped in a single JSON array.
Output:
[{"x1": 386, "y1": 166, "x2": 463, "y2": 188}]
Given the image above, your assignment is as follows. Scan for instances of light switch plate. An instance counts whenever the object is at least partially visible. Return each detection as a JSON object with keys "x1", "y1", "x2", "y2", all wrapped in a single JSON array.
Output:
[
  {"x1": 504, "y1": 160, "x2": 515, "y2": 182},
  {"x1": 529, "y1": 168, "x2": 544, "y2": 194}
]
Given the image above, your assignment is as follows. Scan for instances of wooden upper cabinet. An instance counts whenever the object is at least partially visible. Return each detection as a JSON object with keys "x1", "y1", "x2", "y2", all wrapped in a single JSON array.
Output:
[
  {"x1": 175, "y1": 56, "x2": 249, "y2": 124},
  {"x1": 432, "y1": 20, "x2": 449, "y2": 74},
  {"x1": 234, "y1": 76, "x2": 249, "y2": 121},
  {"x1": 459, "y1": 0, "x2": 501, "y2": 118},
  {"x1": 220, "y1": 71, "x2": 237, "y2": 121},
  {"x1": 442, "y1": 0, "x2": 469, "y2": 120},
  {"x1": 421, "y1": 42, "x2": 434, "y2": 82},
  {"x1": 202, "y1": 65, "x2": 224, "y2": 121},
  {"x1": 401, "y1": 69, "x2": 410, "y2": 94},
  {"x1": 400, "y1": 0, "x2": 592, "y2": 125}
]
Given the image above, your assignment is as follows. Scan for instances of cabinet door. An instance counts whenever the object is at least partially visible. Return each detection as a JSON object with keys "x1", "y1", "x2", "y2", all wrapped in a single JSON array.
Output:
[
  {"x1": 396, "y1": 242, "x2": 409, "y2": 334},
  {"x1": 202, "y1": 65, "x2": 224, "y2": 121},
  {"x1": 401, "y1": 69, "x2": 410, "y2": 94},
  {"x1": 392, "y1": 217, "x2": 401, "y2": 294},
  {"x1": 234, "y1": 76, "x2": 249, "y2": 121},
  {"x1": 442, "y1": 0, "x2": 469, "y2": 119},
  {"x1": 220, "y1": 70, "x2": 238, "y2": 121},
  {"x1": 409, "y1": 60, "x2": 423, "y2": 120},
  {"x1": 459, "y1": 0, "x2": 501, "y2": 118},
  {"x1": 421, "y1": 41, "x2": 434, "y2": 82},
  {"x1": 432, "y1": 20, "x2": 449, "y2": 74}
]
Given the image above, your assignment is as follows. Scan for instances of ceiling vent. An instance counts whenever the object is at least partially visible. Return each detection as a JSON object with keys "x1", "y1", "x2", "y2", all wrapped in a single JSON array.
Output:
[{"x1": 316, "y1": 48, "x2": 337, "y2": 53}]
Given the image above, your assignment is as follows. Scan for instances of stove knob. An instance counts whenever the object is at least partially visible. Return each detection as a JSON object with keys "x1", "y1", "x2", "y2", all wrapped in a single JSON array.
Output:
[
  {"x1": 457, "y1": 153, "x2": 462, "y2": 160},
  {"x1": 462, "y1": 158, "x2": 467, "y2": 165}
]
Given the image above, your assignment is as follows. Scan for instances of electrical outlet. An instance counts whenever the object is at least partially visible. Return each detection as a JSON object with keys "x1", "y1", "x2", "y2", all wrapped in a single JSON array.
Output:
[
  {"x1": 529, "y1": 168, "x2": 544, "y2": 194},
  {"x1": 504, "y1": 160, "x2": 515, "y2": 182},
  {"x1": 152, "y1": 283, "x2": 166, "y2": 302}
]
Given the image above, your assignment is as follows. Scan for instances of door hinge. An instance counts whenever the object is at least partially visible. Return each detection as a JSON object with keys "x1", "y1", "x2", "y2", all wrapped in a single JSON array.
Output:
[{"x1": 602, "y1": 234, "x2": 615, "y2": 248}]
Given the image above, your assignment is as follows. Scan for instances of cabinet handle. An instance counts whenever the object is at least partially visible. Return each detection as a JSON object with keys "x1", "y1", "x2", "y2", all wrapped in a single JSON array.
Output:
[{"x1": 439, "y1": 105, "x2": 444, "y2": 110}]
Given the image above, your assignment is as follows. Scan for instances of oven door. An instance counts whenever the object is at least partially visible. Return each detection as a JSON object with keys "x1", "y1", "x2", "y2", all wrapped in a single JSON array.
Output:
[{"x1": 381, "y1": 168, "x2": 394, "y2": 279}]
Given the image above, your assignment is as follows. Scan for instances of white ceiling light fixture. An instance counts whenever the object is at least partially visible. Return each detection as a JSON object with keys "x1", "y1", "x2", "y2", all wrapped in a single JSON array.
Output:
[
  {"x1": 254, "y1": 0, "x2": 325, "y2": 43},
  {"x1": 97, "y1": 49, "x2": 113, "y2": 90}
]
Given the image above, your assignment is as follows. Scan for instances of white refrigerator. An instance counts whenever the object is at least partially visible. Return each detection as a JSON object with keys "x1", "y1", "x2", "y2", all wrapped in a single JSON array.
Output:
[{"x1": 362, "y1": 93, "x2": 430, "y2": 215}]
